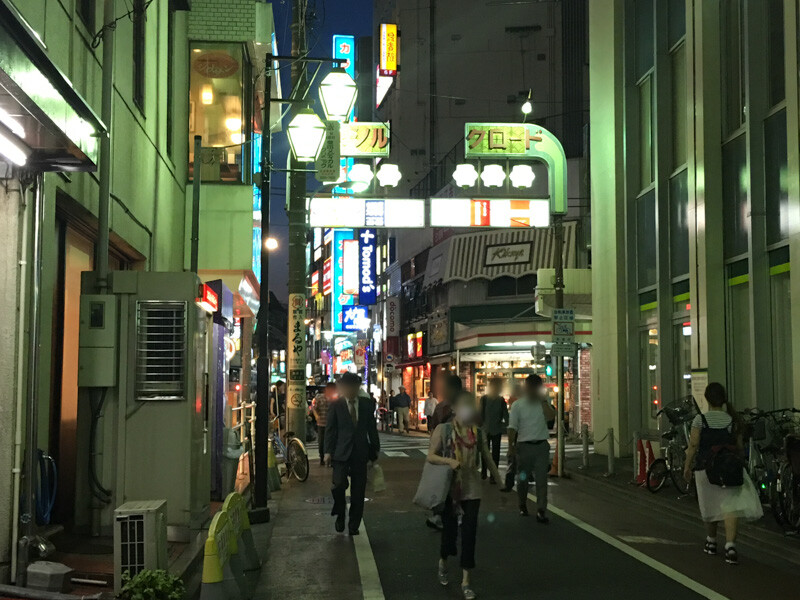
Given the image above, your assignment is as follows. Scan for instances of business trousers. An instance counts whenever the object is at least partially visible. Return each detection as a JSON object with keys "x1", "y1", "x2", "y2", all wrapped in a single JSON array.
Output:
[
  {"x1": 440, "y1": 498, "x2": 481, "y2": 570},
  {"x1": 516, "y1": 441, "x2": 551, "y2": 512},
  {"x1": 396, "y1": 407, "x2": 410, "y2": 432},
  {"x1": 481, "y1": 433, "x2": 502, "y2": 480},
  {"x1": 317, "y1": 427, "x2": 326, "y2": 462},
  {"x1": 331, "y1": 458, "x2": 368, "y2": 531}
]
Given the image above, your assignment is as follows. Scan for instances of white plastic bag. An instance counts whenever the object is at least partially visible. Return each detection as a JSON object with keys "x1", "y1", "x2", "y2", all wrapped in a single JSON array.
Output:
[{"x1": 369, "y1": 463, "x2": 386, "y2": 493}]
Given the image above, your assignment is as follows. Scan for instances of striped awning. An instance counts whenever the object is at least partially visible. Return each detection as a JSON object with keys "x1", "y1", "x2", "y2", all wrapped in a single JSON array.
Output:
[{"x1": 426, "y1": 222, "x2": 576, "y2": 284}]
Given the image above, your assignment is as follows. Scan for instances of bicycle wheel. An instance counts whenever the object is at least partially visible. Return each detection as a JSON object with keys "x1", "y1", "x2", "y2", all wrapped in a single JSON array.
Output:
[
  {"x1": 647, "y1": 458, "x2": 669, "y2": 493},
  {"x1": 287, "y1": 438, "x2": 309, "y2": 482},
  {"x1": 668, "y1": 446, "x2": 692, "y2": 495},
  {"x1": 778, "y1": 463, "x2": 800, "y2": 531},
  {"x1": 769, "y1": 469, "x2": 790, "y2": 529}
]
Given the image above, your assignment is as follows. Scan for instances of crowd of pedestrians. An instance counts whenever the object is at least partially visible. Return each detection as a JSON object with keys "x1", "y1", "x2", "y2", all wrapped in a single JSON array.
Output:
[{"x1": 313, "y1": 370, "x2": 763, "y2": 599}]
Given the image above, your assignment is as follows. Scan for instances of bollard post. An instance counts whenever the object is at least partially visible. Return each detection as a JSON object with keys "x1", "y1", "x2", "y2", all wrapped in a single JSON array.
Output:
[
  {"x1": 632, "y1": 430, "x2": 640, "y2": 482},
  {"x1": 581, "y1": 424, "x2": 589, "y2": 470},
  {"x1": 607, "y1": 428, "x2": 615, "y2": 476}
]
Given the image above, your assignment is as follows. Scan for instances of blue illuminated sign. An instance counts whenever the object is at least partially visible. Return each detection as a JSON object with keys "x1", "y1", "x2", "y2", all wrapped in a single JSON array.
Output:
[
  {"x1": 342, "y1": 305, "x2": 369, "y2": 332},
  {"x1": 359, "y1": 228, "x2": 377, "y2": 305},
  {"x1": 332, "y1": 229, "x2": 355, "y2": 331}
]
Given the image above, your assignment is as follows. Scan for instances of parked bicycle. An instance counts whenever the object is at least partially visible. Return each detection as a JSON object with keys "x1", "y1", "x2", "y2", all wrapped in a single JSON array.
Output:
[
  {"x1": 777, "y1": 429, "x2": 800, "y2": 533},
  {"x1": 647, "y1": 395, "x2": 697, "y2": 495},
  {"x1": 270, "y1": 416, "x2": 310, "y2": 482}
]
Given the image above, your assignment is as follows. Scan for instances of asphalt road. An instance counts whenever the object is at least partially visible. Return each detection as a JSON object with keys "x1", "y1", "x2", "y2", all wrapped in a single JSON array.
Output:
[{"x1": 253, "y1": 432, "x2": 800, "y2": 600}]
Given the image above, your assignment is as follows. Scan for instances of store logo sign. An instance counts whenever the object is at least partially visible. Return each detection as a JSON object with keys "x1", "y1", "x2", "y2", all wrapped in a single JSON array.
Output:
[
  {"x1": 484, "y1": 242, "x2": 532, "y2": 266},
  {"x1": 359, "y1": 229, "x2": 377, "y2": 304}
]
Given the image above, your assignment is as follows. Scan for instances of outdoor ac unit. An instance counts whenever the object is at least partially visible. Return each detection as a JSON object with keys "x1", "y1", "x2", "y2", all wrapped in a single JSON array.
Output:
[{"x1": 113, "y1": 500, "x2": 168, "y2": 593}]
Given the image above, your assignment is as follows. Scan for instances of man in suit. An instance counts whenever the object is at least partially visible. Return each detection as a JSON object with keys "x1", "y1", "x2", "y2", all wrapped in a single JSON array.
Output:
[{"x1": 325, "y1": 373, "x2": 380, "y2": 535}]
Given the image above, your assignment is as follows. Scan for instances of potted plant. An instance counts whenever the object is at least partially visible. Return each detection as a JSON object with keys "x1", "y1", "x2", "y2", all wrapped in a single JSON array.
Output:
[{"x1": 118, "y1": 569, "x2": 185, "y2": 600}]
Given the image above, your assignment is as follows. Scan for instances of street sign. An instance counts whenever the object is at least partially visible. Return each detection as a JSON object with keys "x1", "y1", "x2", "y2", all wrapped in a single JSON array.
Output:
[
  {"x1": 315, "y1": 121, "x2": 340, "y2": 182},
  {"x1": 552, "y1": 308, "x2": 575, "y2": 345},
  {"x1": 551, "y1": 342, "x2": 577, "y2": 356},
  {"x1": 340, "y1": 122, "x2": 390, "y2": 157}
]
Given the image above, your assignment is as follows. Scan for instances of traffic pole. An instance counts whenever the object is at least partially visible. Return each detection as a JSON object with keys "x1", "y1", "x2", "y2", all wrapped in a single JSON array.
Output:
[{"x1": 553, "y1": 214, "x2": 566, "y2": 478}]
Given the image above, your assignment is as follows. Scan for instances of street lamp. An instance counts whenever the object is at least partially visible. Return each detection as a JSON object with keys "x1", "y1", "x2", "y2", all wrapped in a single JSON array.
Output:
[
  {"x1": 375, "y1": 163, "x2": 402, "y2": 187},
  {"x1": 286, "y1": 108, "x2": 327, "y2": 162},
  {"x1": 348, "y1": 163, "x2": 374, "y2": 193},
  {"x1": 264, "y1": 237, "x2": 278, "y2": 250},
  {"x1": 318, "y1": 68, "x2": 358, "y2": 122}
]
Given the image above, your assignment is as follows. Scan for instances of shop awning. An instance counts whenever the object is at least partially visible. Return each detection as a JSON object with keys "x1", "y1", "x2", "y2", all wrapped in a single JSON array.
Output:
[
  {"x1": 453, "y1": 320, "x2": 593, "y2": 350},
  {"x1": 0, "y1": 0, "x2": 105, "y2": 171},
  {"x1": 424, "y1": 222, "x2": 577, "y2": 285}
]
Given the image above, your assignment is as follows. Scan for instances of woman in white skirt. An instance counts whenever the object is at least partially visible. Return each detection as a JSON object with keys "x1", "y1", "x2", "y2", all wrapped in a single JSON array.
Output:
[{"x1": 683, "y1": 383, "x2": 763, "y2": 565}]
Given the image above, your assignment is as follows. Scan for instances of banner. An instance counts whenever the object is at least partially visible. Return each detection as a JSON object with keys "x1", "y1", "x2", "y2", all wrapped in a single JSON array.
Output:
[
  {"x1": 286, "y1": 293, "x2": 306, "y2": 410},
  {"x1": 359, "y1": 228, "x2": 377, "y2": 304},
  {"x1": 385, "y1": 296, "x2": 400, "y2": 336}
]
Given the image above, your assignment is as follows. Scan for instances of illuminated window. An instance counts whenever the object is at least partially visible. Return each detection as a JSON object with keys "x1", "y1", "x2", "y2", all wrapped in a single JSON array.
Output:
[{"x1": 189, "y1": 43, "x2": 248, "y2": 182}]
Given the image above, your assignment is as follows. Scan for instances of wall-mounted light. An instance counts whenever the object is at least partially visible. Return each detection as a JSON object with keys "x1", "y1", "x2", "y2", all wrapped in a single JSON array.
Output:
[
  {"x1": 452, "y1": 163, "x2": 478, "y2": 187},
  {"x1": 376, "y1": 163, "x2": 401, "y2": 187},
  {"x1": 201, "y1": 84, "x2": 214, "y2": 105},
  {"x1": 480, "y1": 164, "x2": 505, "y2": 187},
  {"x1": 225, "y1": 117, "x2": 242, "y2": 132},
  {"x1": 509, "y1": 164, "x2": 535, "y2": 188}
]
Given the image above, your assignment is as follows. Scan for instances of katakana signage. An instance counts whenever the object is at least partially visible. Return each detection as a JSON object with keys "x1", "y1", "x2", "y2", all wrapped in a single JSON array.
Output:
[
  {"x1": 463, "y1": 123, "x2": 568, "y2": 214},
  {"x1": 340, "y1": 122, "x2": 390, "y2": 157}
]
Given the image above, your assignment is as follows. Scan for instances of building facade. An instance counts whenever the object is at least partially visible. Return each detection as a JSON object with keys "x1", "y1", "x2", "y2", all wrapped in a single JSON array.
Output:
[{"x1": 590, "y1": 0, "x2": 800, "y2": 451}]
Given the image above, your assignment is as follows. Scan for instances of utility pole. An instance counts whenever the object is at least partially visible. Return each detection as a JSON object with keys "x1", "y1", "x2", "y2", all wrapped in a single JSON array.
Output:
[
  {"x1": 285, "y1": 0, "x2": 308, "y2": 443},
  {"x1": 553, "y1": 214, "x2": 566, "y2": 477},
  {"x1": 252, "y1": 54, "x2": 273, "y2": 517}
]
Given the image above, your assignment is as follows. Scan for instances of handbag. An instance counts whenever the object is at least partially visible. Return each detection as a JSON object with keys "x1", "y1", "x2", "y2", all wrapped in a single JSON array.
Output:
[{"x1": 413, "y1": 462, "x2": 453, "y2": 510}]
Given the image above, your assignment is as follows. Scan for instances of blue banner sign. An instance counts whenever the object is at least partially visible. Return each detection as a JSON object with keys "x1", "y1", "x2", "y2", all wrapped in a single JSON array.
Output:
[{"x1": 359, "y1": 228, "x2": 377, "y2": 304}]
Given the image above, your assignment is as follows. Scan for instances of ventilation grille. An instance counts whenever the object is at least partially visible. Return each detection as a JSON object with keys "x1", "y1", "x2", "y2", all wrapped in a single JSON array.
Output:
[
  {"x1": 135, "y1": 301, "x2": 187, "y2": 401},
  {"x1": 117, "y1": 514, "x2": 145, "y2": 578}
]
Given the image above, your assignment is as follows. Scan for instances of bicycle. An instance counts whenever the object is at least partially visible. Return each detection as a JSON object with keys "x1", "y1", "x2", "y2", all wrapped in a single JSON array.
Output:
[
  {"x1": 777, "y1": 431, "x2": 800, "y2": 532},
  {"x1": 647, "y1": 396, "x2": 697, "y2": 495},
  {"x1": 270, "y1": 416, "x2": 310, "y2": 482}
]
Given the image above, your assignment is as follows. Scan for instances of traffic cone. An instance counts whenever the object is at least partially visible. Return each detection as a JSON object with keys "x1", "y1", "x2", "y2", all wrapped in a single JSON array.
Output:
[
  {"x1": 549, "y1": 448, "x2": 559, "y2": 476},
  {"x1": 634, "y1": 438, "x2": 647, "y2": 485},
  {"x1": 267, "y1": 441, "x2": 281, "y2": 492}
]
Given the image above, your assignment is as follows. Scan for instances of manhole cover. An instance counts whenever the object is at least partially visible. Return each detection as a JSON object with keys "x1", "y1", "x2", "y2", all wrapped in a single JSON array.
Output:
[{"x1": 305, "y1": 496, "x2": 371, "y2": 504}]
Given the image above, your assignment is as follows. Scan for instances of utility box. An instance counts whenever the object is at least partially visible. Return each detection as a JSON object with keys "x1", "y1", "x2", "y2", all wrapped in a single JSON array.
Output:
[
  {"x1": 113, "y1": 500, "x2": 168, "y2": 593},
  {"x1": 78, "y1": 294, "x2": 118, "y2": 387}
]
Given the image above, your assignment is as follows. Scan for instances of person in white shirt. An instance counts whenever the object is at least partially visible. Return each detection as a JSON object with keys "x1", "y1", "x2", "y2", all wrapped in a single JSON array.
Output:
[
  {"x1": 424, "y1": 392, "x2": 438, "y2": 433},
  {"x1": 507, "y1": 374, "x2": 555, "y2": 522}
]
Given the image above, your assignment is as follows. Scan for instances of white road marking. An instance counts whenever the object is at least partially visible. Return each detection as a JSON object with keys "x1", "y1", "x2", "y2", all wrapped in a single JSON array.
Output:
[
  {"x1": 618, "y1": 535, "x2": 695, "y2": 546},
  {"x1": 345, "y1": 491, "x2": 385, "y2": 600},
  {"x1": 528, "y1": 492, "x2": 730, "y2": 600},
  {"x1": 384, "y1": 451, "x2": 408, "y2": 457}
]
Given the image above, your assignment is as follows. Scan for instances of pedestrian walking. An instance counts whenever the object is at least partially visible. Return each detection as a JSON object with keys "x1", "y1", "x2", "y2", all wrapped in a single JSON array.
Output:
[
  {"x1": 426, "y1": 374, "x2": 462, "y2": 530},
  {"x1": 324, "y1": 373, "x2": 380, "y2": 535},
  {"x1": 424, "y1": 390, "x2": 438, "y2": 433},
  {"x1": 427, "y1": 391, "x2": 502, "y2": 600},
  {"x1": 271, "y1": 380, "x2": 287, "y2": 432},
  {"x1": 507, "y1": 374, "x2": 555, "y2": 521},
  {"x1": 394, "y1": 385, "x2": 412, "y2": 433},
  {"x1": 501, "y1": 382, "x2": 524, "y2": 491},
  {"x1": 682, "y1": 382, "x2": 762, "y2": 565},
  {"x1": 312, "y1": 382, "x2": 336, "y2": 466},
  {"x1": 479, "y1": 378, "x2": 508, "y2": 483}
]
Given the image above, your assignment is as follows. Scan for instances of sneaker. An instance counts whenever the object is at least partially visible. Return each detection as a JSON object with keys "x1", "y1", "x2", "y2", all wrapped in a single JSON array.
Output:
[
  {"x1": 426, "y1": 515, "x2": 443, "y2": 531},
  {"x1": 536, "y1": 510, "x2": 550, "y2": 524},
  {"x1": 519, "y1": 506, "x2": 529, "y2": 517},
  {"x1": 725, "y1": 546, "x2": 738, "y2": 565},
  {"x1": 438, "y1": 564, "x2": 448, "y2": 586},
  {"x1": 462, "y1": 584, "x2": 477, "y2": 599},
  {"x1": 703, "y1": 540, "x2": 717, "y2": 555}
]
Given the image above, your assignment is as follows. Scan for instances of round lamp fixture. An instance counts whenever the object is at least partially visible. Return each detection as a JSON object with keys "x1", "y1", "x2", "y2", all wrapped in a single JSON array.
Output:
[
  {"x1": 480, "y1": 164, "x2": 506, "y2": 187},
  {"x1": 521, "y1": 100, "x2": 533, "y2": 115},
  {"x1": 376, "y1": 163, "x2": 402, "y2": 187},
  {"x1": 452, "y1": 163, "x2": 479, "y2": 187},
  {"x1": 286, "y1": 108, "x2": 327, "y2": 162},
  {"x1": 509, "y1": 164, "x2": 536, "y2": 188},
  {"x1": 319, "y1": 68, "x2": 358, "y2": 122},
  {"x1": 265, "y1": 237, "x2": 278, "y2": 251},
  {"x1": 348, "y1": 163, "x2": 374, "y2": 193}
]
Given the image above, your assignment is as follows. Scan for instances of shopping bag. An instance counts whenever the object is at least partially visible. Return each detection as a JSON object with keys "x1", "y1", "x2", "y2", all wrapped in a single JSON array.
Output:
[
  {"x1": 369, "y1": 463, "x2": 387, "y2": 493},
  {"x1": 412, "y1": 462, "x2": 453, "y2": 510}
]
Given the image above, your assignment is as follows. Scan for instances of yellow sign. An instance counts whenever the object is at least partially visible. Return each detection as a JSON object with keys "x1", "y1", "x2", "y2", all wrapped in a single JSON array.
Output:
[
  {"x1": 340, "y1": 122, "x2": 390, "y2": 157},
  {"x1": 380, "y1": 24, "x2": 398, "y2": 75}
]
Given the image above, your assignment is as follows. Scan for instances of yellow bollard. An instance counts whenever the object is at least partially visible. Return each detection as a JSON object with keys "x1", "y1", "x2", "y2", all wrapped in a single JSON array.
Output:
[{"x1": 267, "y1": 439, "x2": 282, "y2": 492}]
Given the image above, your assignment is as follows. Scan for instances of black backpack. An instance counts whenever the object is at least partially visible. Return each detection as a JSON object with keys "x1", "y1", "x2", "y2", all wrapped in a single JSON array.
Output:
[{"x1": 700, "y1": 414, "x2": 744, "y2": 488}]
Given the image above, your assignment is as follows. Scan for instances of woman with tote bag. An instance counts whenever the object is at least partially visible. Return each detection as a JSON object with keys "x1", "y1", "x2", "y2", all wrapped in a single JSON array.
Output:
[{"x1": 425, "y1": 392, "x2": 502, "y2": 600}]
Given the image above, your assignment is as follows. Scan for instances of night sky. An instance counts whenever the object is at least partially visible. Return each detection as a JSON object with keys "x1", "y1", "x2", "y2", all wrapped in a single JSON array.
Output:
[{"x1": 267, "y1": 0, "x2": 374, "y2": 303}]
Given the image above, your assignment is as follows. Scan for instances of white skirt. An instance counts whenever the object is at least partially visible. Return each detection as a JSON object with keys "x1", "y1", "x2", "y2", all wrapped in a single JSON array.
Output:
[{"x1": 695, "y1": 470, "x2": 763, "y2": 523}]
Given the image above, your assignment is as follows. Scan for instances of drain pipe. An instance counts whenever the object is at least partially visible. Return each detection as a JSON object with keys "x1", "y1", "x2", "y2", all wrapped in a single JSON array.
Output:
[
  {"x1": 18, "y1": 174, "x2": 45, "y2": 585},
  {"x1": 10, "y1": 182, "x2": 31, "y2": 583},
  {"x1": 95, "y1": 0, "x2": 114, "y2": 289}
]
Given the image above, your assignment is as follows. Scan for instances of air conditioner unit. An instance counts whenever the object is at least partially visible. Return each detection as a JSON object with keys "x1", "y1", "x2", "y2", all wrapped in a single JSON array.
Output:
[{"x1": 113, "y1": 500, "x2": 168, "y2": 593}]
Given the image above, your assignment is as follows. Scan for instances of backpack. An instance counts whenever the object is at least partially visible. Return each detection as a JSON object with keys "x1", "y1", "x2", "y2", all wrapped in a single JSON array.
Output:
[{"x1": 700, "y1": 414, "x2": 744, "y2": 488}]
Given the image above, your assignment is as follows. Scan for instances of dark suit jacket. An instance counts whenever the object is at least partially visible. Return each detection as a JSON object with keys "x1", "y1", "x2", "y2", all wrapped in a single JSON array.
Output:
[{"x1": 324, "y1": 396, "x2": 380, "y2": 463}]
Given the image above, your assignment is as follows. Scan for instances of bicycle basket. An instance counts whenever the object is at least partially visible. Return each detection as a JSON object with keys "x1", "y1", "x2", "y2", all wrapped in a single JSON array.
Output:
[{"x1": 659, "y1": 396, "x2": 698, "y2": 428}]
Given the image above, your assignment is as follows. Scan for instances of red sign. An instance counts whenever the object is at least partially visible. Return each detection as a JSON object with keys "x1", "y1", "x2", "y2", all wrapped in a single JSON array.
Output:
[
  {"x1": 323, "y1": 258, "x2": 333, "y2": 295},
  {"x1": 195, "y1": 283, "x2": 219, "y2": 314},
  {"x1": 311, "y1": 270, "x2": 320, "y2": 296},
  {"x1": 415, "y1": 331, "x2": 424, "y2": 358},
  {"x1": 471, "y1": 200, "x2": 490, "y2": 226},
  {"x1": 192, "y1": 52, "x2": 240, "y2": 78}
]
